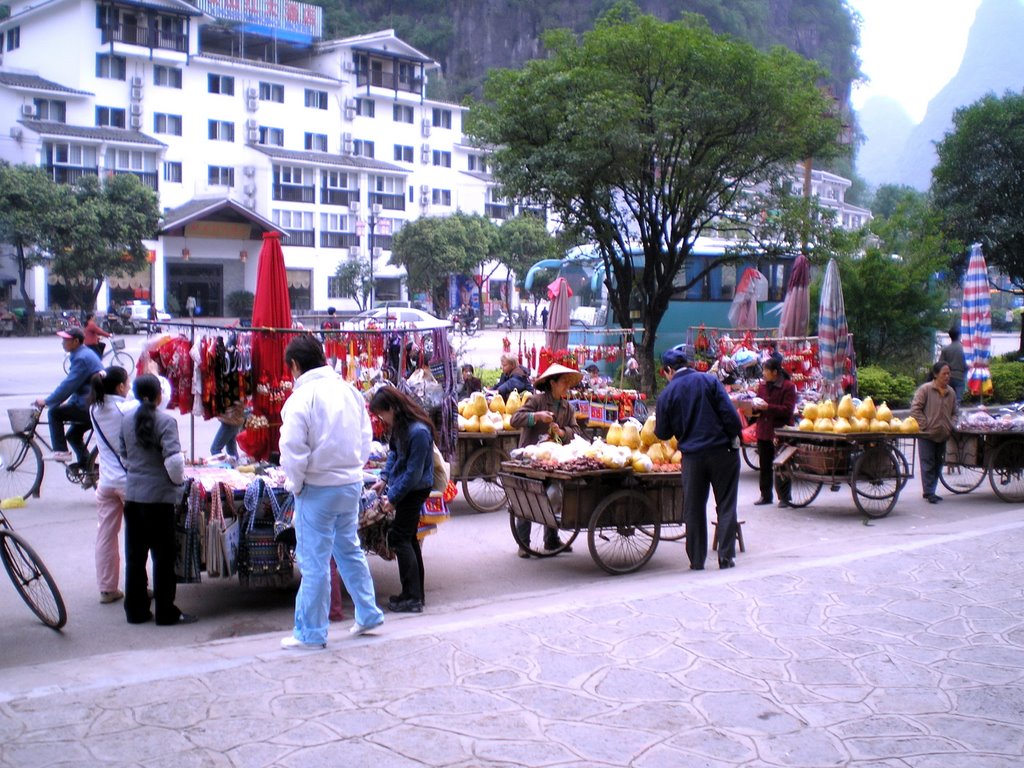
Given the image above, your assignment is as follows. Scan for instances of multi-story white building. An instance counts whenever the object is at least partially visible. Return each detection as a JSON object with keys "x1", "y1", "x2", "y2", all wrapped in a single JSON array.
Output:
[{"x1": 0, "y1": 0, "x2": 524, "y2": 316}]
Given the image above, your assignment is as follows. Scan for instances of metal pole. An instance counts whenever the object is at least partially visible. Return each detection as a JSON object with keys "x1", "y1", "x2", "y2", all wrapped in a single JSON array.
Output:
[{"x1": 368, "y1": 212, "x2": 375, "y2": 309}]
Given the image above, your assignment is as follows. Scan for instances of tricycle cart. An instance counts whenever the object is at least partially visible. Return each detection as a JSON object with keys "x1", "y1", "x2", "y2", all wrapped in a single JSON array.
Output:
[
  {"x1": 452, "y1": 430, "x2": 522, "y2": 513},
  {"x1": 499, "y1": 461, "x2": 683, "y2": 575},
  {"x1": 774, "y1": 429, "x2": 917, "y2": 518},
  {"x1": 941, "y1": 430, "x2": 1024, "y2": 502}
]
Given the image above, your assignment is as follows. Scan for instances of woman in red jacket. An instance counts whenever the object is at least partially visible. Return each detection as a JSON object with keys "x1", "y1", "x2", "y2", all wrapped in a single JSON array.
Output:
[{"x1": 752, "y1": 357, "x2": 797, "y2": 508}]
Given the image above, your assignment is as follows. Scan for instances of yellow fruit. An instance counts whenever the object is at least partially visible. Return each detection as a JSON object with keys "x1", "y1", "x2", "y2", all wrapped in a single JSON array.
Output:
[
  {"x1": 489, "y1": 393, "x2": 506, "y2": 413},
  {"x1": 819, "y1": 399, "x2": 835, "y2": 419},
  {"x1": 853, "y1": 417, "x2": 871, "y2": 433},
  {"x1": 855, "y1": 396, "x2": 876, "y2": 421},
  {"x1": 668, "y1": 436, "x2": 678, "y2": 451},
  {"x1": 798, "y1": 418, "x2": 815, "y2": 431},
  {"x1": 890, "y1": 417, "x2": 903, "y2": 430},
  {"x1": 814, "y1": 417, "x2": 834, "y2": 432},
  {"x1": 833, "y1": 417, "x2": 852, "y2": 434},
  {"x1": 470, "y1": 392, "x2": 488, "y2": 417},
  {"x1": 876, "y1": 402, "x2": 892, "y2": 423},
  {"x1": 465, "y1": 414, "x2": 480, "y2": 432},
  {"x1": 502, "y1": 414, "x2": 512, "y2": 430},
  {"x1": 837, "y1": 394, "x2": 855, "y2": 420},
  {"x1": 671, "y1": 450, "x2": 682, "y2": 463},
  {"x1": 479, "y1": 413, "x2": 497, "y2": 433},
  {"x1": 606, "y1": 422, "x2": 622, "y2": 446},
  {"x1": 640, "y1": 415, "x2": 658, "y2": 446},
  {"x1": 647, "y1": 443, "x2": 667, "y2": 464},
  {"x1": 869, "y1": 418, "x2": 889, "y2": 433},
  {"x1": 632, "y1": 454, "x2": 653, "y2": 473},
  {"x1": 505, "y1": 391, "x2": 521, "y2": 413},
  {"x1": 901, "y1": 417, "x2": 920, "y2": 433},
  {"x1": 803, "y1": 403, "x2": 819, "y2": 421},
  {"x1": 620, "y1": 423, "x2": 642, "y2": 450}
]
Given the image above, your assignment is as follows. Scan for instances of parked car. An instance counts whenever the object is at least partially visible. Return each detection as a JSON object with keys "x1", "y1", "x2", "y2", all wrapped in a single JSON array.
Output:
[
  {"x1": 124, "y1": 301, "x2": 171, "y2": 323},
  {"x1": 343, "y1": 306, "x2": 449, "y2": 330}
]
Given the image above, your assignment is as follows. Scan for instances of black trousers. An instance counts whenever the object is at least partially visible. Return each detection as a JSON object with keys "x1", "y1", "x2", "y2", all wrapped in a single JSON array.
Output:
[
  {"x1": 682, "y1": 445, "x2": 740, "y2": 568},
  {"x1": 123, "y1": 501, "x2": 181, "y2": 624},
  {"x1": 756, "y1": 439, "x2": 791, "y2": 503},
  {"x1": 389, "y1": 488, "x2": 431, "y2": 602},
  {"x1": 48, "y1": 402, "x2": 90, "y2": 463}
]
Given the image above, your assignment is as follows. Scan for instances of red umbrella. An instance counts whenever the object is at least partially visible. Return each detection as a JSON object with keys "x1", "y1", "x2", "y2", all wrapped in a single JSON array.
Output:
[
  {"x1": 246, "y1": 231, "x2": 293, "y2": 460},
  {"x1": 545, "y1": 276, "x2": 572, "y2": 352}
]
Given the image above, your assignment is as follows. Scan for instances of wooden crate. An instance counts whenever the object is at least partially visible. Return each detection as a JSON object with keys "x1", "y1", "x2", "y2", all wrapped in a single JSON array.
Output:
[{"x1": 796, "y1": 443, "x2": 850, "y2": 476}]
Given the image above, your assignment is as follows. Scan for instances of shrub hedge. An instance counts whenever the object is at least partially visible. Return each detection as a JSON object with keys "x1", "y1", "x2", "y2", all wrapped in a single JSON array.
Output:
[
  {"x1": 990, "y1": 360, "x2": 1024, "y2": 403},
  {"x1": 856, "y1": 365, "x2": 916, "y2": 409}
]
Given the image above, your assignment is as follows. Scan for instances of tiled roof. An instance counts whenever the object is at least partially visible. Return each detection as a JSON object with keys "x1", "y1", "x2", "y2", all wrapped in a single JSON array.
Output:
[
  {"x1": 160, "y1": 196, "x2": 281, "y2": 234},
  {"x1": 255, "y1": 146, "x2": 407, "y2": 173},
  {"x1": 20, "y1": 120, "x2": 165, "y2": 146},
  {"x1": 0, "y1": 72, "x2": 92, "y2": 96},
  {"x1": 109, "y1": 0, "x2": 202, "y2": 15},
  {"x1": 196, "y1": 53, "x2": 339, "y2": 82},
  {"x1": 460, "y1": 170, "x2": 492, "y2": 183}
]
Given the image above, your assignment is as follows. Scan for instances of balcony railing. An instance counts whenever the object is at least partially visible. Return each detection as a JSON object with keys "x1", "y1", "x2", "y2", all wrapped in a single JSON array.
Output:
[
  {"x1": 370, "y1": 193, "x2": 406, "y2": 211},
  {"x1": 109, "y1": 169, "x2": 158, "y2": 191},
  {"x1": 284, "y1": 230, "x2": 315, "y2": 247},
  {"x1": 45, "y1": 165, "x2": 99, "y2": 185},
  {"x1": 356, "y1": 71, "x2": 422, "y2": 94},
  {"x1": 485, "y1": 203, "x2": 509, "y2": 220},
  {"x1": 101, "y1": 23, "x2": 188, "y2": 54},
  {"x1": 273, "y1": 184, "x2": 316, "y2": 203},
  {"x1": 320, "y1": 188, "x2": 359, "y2": 207},
  {"x1": 320, "y1": 231, "x2": 359, "y2": 248},
  {"x1": 368, "y1": 234, "x2": 393, "y2": 251}
]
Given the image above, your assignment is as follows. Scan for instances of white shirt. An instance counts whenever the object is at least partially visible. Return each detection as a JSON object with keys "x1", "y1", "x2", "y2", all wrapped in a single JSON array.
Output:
[{"x1": 90, "y1": 395, "x2": 135, "y2": 491}]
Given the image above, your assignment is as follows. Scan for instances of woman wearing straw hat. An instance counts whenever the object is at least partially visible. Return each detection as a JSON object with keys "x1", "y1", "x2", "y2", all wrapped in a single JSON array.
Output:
[{"x1": 509, "y1": 362, "x2": 583, "y2": 557}]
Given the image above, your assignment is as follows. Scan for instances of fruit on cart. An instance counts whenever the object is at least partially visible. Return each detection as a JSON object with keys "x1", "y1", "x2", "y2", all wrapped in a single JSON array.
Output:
[
  {"x1": 469, "y1": 392, "x2": 488, "y2": 417},
  {"x1": 647, "y1": 443, "x2": 668, "y2": 464},
  {"x1": 820, "y1": 399, "x2": 836, "y2": 419},
  {"x1": 813, "y1": 417, "x2": 833, "y2": 432},
  {"x1": 869, "y1": 418, "x2": 890, "y2": 432},
  {"x1": 620, "y1": 422, "x2": 642, "y2": 450},
  {"x1": 489, "y1": 393, "x2": 506, "y2": 413},
  {"x1": 890, "y1": 417, "x2": 903, "y2": 430},
  {"x1": 798, "y1": 417, "x2": 815, "y2": 431},
  {"x1": 632, "y1": 453, "x2": 653, "y2": 473},
  {"x1": 900, "y1": 416, "x2": 920, "y2": 433},
  {"x1": 464, "y1": 414, "x2": 481, "y2": 432},
  {"x1": 505, "y1": 391, "x2": 522, "y2": 413},
  {"x1": 606, "y1": 422, "x2": 623, "y2": 446},
  {"x1": 855, "y1": 396, "x2": 876, "y2": 421},
  {"x1": 833, "y1": 417, "x2": 853, "y2": 434},
  {"x1": 640, "y1": 415, "x2": 658, "y2": 446},
  {"x1": 502, "y1": 413, "x2": 513, "y2": 430},
  {"x1": 802, "y1": 402, "x2": 819, "y2": 420},
  {"x1": 837, "y1": 394, "x2": 855, "y2": 419},
  {"x1": 876, "y1": 402, "x2": 892, "y2": 422},
  {"x1": 671, "y1": 449, "x2": 682, "y2": 463}
]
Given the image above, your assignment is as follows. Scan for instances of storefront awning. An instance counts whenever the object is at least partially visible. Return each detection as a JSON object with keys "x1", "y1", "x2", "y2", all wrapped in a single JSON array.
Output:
[{"x1": 286, "y1": 269, "x2": 310, "y2": 290}]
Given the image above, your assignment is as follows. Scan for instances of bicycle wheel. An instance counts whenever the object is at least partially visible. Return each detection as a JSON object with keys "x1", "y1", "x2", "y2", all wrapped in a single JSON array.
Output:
[
  {"x1": 741, "y1": 444, "x2": 760, "y2": 471},
  {"x1": 852, "y1": 444, "x2": 901, "y2": 518},
  {"x1": 62, "y1": 353, "x2": 71, "y2": 374},
  {"x1": 0, "y1": 529, "x2": 67, "y2": 629},
  {"x1": 587, "y1": 490, "x2": 660, "y2": 575},
  {"x1": 111, "y1": 349, "x2": 135, "y2": 372},
  {"x1": 0, "y1": 434, "x2": 43, "y2": 500},
  {"x1": 461, "y1": 446, "x2": 510, "y2": 512},
  {"x1": 987, "y1": 438, "x2": 1024, "y2": 503},
  {"x1": 939, "y1": 463, "x2": 986, "y2": 494}
]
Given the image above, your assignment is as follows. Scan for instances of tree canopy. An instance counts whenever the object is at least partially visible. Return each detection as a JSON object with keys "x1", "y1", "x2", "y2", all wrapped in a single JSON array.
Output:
[{"x1": 465, "y1": 3, "x2": 841, "y2": 391}]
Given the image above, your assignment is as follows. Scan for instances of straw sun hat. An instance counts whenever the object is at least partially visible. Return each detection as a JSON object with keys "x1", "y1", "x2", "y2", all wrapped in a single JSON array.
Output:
[{"x1": 534, "y1": 363, "x2": 583, "y2": 388}]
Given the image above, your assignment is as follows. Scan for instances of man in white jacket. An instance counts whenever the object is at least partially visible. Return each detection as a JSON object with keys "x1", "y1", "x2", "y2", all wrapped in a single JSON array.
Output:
[{"x1": 279, "y1": 334, "x2": 384, "y2": 649}]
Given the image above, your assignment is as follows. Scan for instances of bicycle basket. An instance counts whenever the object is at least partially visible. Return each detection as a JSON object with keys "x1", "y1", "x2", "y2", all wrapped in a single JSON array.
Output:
[
  {"x1": 8, "y1": 408, "x2": 38, "y2": 434},
  {"x1": 111, "y1": 338, "x2": 125, "y2": 351}
]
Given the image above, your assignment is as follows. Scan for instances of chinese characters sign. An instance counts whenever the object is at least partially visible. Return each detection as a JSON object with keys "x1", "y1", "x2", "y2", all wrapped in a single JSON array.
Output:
[{"x1": 196, "y1": 0, "x2": 322, "y2": 39}]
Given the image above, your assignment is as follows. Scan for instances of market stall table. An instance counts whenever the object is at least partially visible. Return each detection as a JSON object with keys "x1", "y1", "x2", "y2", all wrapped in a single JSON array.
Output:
[
  {"x1": 452, "y1": 430, "x2": 522, "y2": 513},
  {"x1": 500, "y1": 461, "x2": 682, "y2": 575},
  {"x1": 941, "y1": 428, "x2": 1024, "y2": 502},
  {"x1": 774, "y1": 428, "x2": 916, "y2": 518}
]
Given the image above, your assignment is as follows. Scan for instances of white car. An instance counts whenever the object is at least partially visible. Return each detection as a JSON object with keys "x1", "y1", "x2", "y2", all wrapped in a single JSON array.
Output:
[
  {"x1": 125, "y1": 302, "x2": 171, "y2": 323},
  {"x1": 343, "y1": 306, "x2": 449, "y2": 330}
]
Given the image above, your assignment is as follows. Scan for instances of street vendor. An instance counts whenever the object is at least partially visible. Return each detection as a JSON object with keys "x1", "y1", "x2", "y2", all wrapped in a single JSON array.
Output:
[
  {"x1": 509, "y1": 362, "x2": 582, "y2": 557},
  {"x1": 494, "y1": 353, "x2": 532, "y2": 400},
  {"x1": 752, "y1": 357, "x2": 797, "y2": 508},
  {"x1": 582, "y1": 364, "x2": 606, "y2": 389},
  {"x1": 910, "y1": 361, "x2": 958, "y2": 504}
]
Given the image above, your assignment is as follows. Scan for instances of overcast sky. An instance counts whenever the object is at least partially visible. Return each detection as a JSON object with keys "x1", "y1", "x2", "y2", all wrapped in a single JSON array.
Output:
[{"x1": 848, "y1": 0, "x2": 983, "y2": 123}]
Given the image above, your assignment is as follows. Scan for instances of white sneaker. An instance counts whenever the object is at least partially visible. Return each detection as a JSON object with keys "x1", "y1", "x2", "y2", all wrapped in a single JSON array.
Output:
[
  {"x1": 349, "y1": 619, "x2": 384, "y2": 637},
  {"x1": 49, "y1": 451, "x2": 73, "y2": 462},
  {"x1": 280, "y1": 636, "x2": 326, "y2": 651}
]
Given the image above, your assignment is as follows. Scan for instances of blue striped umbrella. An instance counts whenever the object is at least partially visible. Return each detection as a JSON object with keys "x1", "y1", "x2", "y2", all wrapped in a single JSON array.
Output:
[
  {"x1": 817, "y1": 258, "x2": 849, "y2": 399},
  {"x1": 960, "y1": 243, "x2": 992, "y2": 396}
]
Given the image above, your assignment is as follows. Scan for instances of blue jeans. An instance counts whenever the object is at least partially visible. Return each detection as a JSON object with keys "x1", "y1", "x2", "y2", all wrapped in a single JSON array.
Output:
[
  {"x1": 292, "y1": 482, "x2": 383, "y2": 644},
  {"x1": 210, "y1": 423, "x2": 240, "y2": 458}
]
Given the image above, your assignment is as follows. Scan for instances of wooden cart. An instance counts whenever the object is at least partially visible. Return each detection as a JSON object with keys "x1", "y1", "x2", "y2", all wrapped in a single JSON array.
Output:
[
  {"x1": 940, "y1": 429, "x2": 1024, "y2": 502},
  {"x1": 499, "y1": 461, "x2": 683, "y2": 575},
  {"x1": 452, "y1": 430, "x2": 522, "y2": 513},
  {"x1": 774, "y1": 429, "x2": 917, "y2": 518}
]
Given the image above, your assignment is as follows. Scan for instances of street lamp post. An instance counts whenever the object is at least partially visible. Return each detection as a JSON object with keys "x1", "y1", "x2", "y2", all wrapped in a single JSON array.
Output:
[{"x1": 367, "y1": 202, "x2": 382, "y2": 309}]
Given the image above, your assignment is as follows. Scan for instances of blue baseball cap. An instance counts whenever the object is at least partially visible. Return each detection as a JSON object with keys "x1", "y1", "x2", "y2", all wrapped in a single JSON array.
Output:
[{"x1": 661, "y1": 345, "x2": 687, "y2": 369}]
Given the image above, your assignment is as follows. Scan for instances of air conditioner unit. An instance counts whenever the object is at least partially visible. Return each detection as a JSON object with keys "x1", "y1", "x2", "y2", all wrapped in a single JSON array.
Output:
[
  {"x1": 349, "y1": 200, "x2": 360, "y2": 213},
  {"x1": 421, "y1": 118, "x2": 431, "y2": 137},
  {"x1": 345, "y1": 97, "x2": 357, "y2": 110},
  {"x1": 419, "y1": 194, "x2": 430, "y2": 206},
  {"x1": 130, "y1": 76, "x2": 143, "y2": 87},
  {"x1": 341, "y1": 132, "x2": 353, "y2": 154},
  {"x1": 419, "y1": 184, "x2": 429, "y2": 194},
  {"x1": 20, "y1": 104, "x2": 35, "y2": 117},
  {"x1": 349, "y1": 245, "x2": 361, "y2": 257},
  {"x1": 420, "y1": 144, "x2": 430, "y2": 164},
  {"x1": 129, "y1": 115, "x2": 142, "y2": 130},
  {"x1": 343, "y1": 60, "x2": 356, "y2": 73},
  {"x1": 243, "y1": 165, "x2": 255, "y2": 177},
  {"x1": 129, "y1": 103, "x2": 142, "y2": 116},
  {"x1": 246, "y1": 87, "x2": 258, "y2": 99},
  {"x1": 243, "y1": 183, "x2": 256, "y2": 196},
  {"x1": 343, "y1": 106, "x2": 355, "y2": 121},
  {"x1": 130, "y1": 86, "x2": 142, "y2": 101},
  {"x1": 245, "y1": 118, "x2": 258, "y2": 130},
  {"x1": 9, "y1": 126, "x2": 23, "y2": 139},
  {"x1": 246, "y1": 129, "x2": 259, "y2": 144},
  {"x1": 246, "y1": 99, "x2": 258, "y2": 112}
]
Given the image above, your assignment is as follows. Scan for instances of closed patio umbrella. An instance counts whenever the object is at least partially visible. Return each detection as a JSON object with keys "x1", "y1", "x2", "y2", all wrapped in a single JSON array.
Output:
[
  {"x1": 961, "y1": 243, "x2": 992, "y2": 397},
  {"x1": 545, "y1": 276, "x2": 572, "y2": 353},
  {"x1": 779, "y1": 253, "x2": 811, "y2": 338},
  {"x1": 728, "y1": 267, "x2": 767, "y2": 329},
  {"x1": 817, "y1": 258, "x2": 849, "y2": 399}
]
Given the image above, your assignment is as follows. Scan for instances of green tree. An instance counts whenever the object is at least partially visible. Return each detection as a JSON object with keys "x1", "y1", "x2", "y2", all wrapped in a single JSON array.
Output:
[
  {"x1": 0, "y1": 163, "x2": 64, "y2": 333},
  {"x1": 48, "y1": 174, "x2": 161, "y2": 310},
  {"x1": 390, "y1": 213, "x2": 497, "y2": 314},
  {"x1": 333, "y1": 257, "x2": 372, "y2": 311},
  {"x1": 932, "y1": 91, "x2": 1024, "y2": 352},
  {"x1": 466, "y1": 3, "x2": 841, "y2": 391},
  {"x1": 495, "y1": 214, "x2": 558, "y2": 314}
]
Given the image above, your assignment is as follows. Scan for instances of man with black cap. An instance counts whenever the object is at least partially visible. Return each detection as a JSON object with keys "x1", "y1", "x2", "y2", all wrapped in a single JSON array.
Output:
[
  {"x1": 654, "y1": 344, "x2": 742, "y2": 570},
  {"x1": 35, "y1": 327, "x2": 103, "y2": 464}
]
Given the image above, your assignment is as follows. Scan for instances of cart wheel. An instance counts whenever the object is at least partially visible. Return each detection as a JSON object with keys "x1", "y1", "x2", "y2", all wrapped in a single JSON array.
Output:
[
  {"x1": 987, "y1": 438, "x2": 1024, "y2": 502},
  {"x1": 461, "y1": 446, "x2": 510, "y2": 513},
  {"x1": 892, "y1": 447, "x2": 912, "y2": 491},
  {"x1": 659, "y1": 523, "x2": 686, "y2": 542},
  {"x1": 587, "y1": 490, "x2": 660, "y2": 575},
  {"x1": 852, "y1": 444, "x2": 901, "y2": 518},
  {"x1": 741, "y1": 444, "x2": 760, "y2": 471},
  {"x1": 939, "y1": 463, "x2": 986, "y2": 494},
  {"x1": 778, "y1": 462, "x2": 822, "y2": 508},
  {"x1": 509, "y1": 511, "x2": 579, "y2": 558}
]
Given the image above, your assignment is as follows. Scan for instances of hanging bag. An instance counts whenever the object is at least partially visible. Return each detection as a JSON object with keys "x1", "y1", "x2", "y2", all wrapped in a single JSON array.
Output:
[
  {"x1": 174, "y1": 479, "x2": 203, "y2": 584},
  {"x1": 236, "y1": 477, "x2": 294, "y2": 588},
  {"x1": 431, "y1": 443, "x2": 450, "y2": 493}
]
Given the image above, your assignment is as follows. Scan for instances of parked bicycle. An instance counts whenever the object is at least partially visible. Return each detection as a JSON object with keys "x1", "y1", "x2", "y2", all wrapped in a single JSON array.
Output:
[
  {"x1": 0, "y1": 408, "x2": 98, "y2": 500},
  {"x1": 0, "y1": 506, "x2": 67, "y2": 629},
  {"x1": 63, "y1": 337, "x2": 134, "y2": 374}
]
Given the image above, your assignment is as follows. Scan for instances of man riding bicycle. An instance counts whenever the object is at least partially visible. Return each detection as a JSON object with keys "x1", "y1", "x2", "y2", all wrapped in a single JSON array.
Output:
[{"x1": 35, "y1": 327, "x2": 103, "y2": 465}]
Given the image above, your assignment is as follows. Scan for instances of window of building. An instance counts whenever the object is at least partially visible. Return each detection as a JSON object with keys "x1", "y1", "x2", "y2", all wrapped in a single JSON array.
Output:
[
  {"x1": 353, "y1": 139, "x2": 374, "y2": 158},
  {"x1": 278, "y1": 166, "x2": 304, "y2": 185},
  {"x1": 208, "y1": 166, "x2": 234, "y2": 186},
  {"x1": 208, "y1": 74, "x2": 235, "y2": 95},
  {"x1": 356, "y1": 98, "x2": 374, "y2": 117},
  {"x1": 323, "y1": 171, "x2": 350, "y2": 189},
  {"x1": 208, "y1": 120, "x2": 235, "y2": 142},
  {"x1": 432, "y1": 150, "x2": 451, "y2": 168},
  {"x1": 96, "y1": 54, "x2": 127, "y2": 81},
  {"x1": 392, "y1": 104, "x2": 414, "y2": 124},
  {"x1": 321, "y1": 212, "x2": 351, "y2": 231},
  {"x1": 111, "y1": 149, "x2": 144, "y2": 171},
  {"x1": 153, "y1": 113, "x2": 182, "y2": 136},
  {"x1": 153, "y1": 65, "x2": 182, "y2": 88},
  {"x1": 374, "y1": 175, "x2": 402, "y2": 194},
  {"x1": 327, "y1": 276, "x2": 344, "y2": 299},
  {"x1": 96, "y1": 106, "x2": 126, "y2": 128},
  {"x1": 258, "y1": 81, "x2": 285, "y2": 103},
  {"x1": 33, "y1": 99, "x2": 66, "y2": 123},
  {"x1": 432, "y1": 108, "x2": 451, "y2": 129},
  {"x1": 394, "y1": 145, "x2": 413, "y2": 163},
  {"x1": 49, "y1": 142, "x2": 96, "y2": 167},
  {"x1": 304, "y1": 132, "x2": 328, "y2": 152},
  {"x1": 163, "y1": 161, "x2": 182, "y2": 183},
  {"x1": 6, "y1": 26, "x2": 20, "y2": 52},
  {"x1": 304, "y1": 89, "x2": 327, "y2": 109},
  {"x1": 468, "y1": 154, "x2": 488, "y2": 173},
  {"x1": 431, "y1": 188, "x2": 451, "y2": 206},
  {"x1": 273, "y1": 209, "x2": 313, "y2": 229},
  {"x1": 259, "y1": 126, "x2": 284, "y2": 146}
]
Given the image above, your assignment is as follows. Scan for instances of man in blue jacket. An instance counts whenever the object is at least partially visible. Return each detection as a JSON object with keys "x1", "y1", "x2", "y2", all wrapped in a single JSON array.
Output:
[
  {"x1": 35, "y1": 328, "x2": 103, "y2": 465},
  {"x1": 654, "y1": 345, "x2": 742, "y2": 570}
]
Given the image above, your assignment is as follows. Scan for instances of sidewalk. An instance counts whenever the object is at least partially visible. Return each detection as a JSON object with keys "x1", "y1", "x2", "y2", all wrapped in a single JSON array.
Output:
[{"x1": 2, "y1": 517, "x2": 1023, "y2": 767}]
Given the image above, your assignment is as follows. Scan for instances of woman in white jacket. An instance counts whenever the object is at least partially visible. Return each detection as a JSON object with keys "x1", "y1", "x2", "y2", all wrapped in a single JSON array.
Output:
[{"x1": 89, "y1": 366, "x2": 132, "y2": 604}]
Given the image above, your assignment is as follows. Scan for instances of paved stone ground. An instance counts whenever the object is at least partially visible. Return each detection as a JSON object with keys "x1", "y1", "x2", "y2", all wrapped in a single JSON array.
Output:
[{"x1": 1, "y1": 520, "x2": 1023, "y2": 767}]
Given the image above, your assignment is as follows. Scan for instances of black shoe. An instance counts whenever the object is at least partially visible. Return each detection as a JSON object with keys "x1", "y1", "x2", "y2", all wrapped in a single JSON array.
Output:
[
  {"x1": 390, "y1": 598, "x2": 423, "y2": 613},
  {"x1": 719, "y1": 558, "x2": 736, "y2": 569},
  {"x1": 157, "y1": 612, "x2": 198, "y2": 626},
  {"x1": 927, "y1": 494, "x2": 942, "y2": 504},
  {"x1": 777, "y1": 500, "x2": 792, "y2": 508},
  {"x1": 388, "y1": 593, "x2": 409, "y2": 608},
  {"x1": 753, "y1": 498, "x2": 773, "y2": 506},
  {"x1": 544, "y1": 540, "x2": 572, "y2": 553},
  {"x1": 126, "y1": 612, "x2": 153, "y2": 624},
  {"x1": 689, "y1": 563, "x2": 705, "y2": 571}
]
